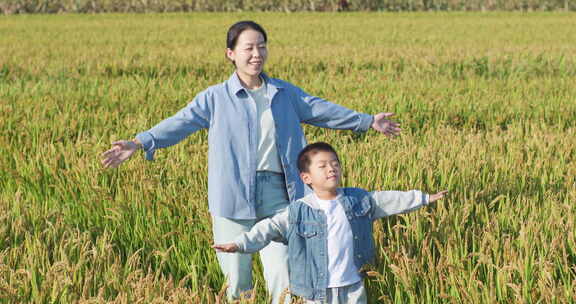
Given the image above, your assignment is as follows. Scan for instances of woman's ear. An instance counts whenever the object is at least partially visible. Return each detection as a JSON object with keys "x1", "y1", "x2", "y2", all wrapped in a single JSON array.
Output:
[{"x1": 226, "y1": 48, "x2": 235, "y2": 62}]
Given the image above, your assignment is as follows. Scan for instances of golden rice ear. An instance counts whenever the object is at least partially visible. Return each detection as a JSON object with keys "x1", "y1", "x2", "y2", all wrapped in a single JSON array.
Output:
[
  {"x1": 215, "y1": 283, "x2": 227, "y2": 304},
  {"x1": 278, "y1": 287, "x2": 291, "y2": 304},
  {"x1": 249, "y1": 281, "x2": 257, "y2": 303},
  {"x1": 365, "y1": 271, "x2": 380, "y2": 277}
]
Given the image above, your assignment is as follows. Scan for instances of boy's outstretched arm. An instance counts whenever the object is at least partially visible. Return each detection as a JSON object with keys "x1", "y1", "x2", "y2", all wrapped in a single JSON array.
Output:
[
  {"x1": 370, "y1": 190, "x2": 448, "y2": 220},
  {"x1": 212, "y1": 209, "x2": 289, "y2": 254}
]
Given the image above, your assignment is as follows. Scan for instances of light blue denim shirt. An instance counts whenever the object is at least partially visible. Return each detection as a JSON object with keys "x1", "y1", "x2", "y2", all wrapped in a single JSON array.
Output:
[
  {"x1": 136, "y1": 72, "x2": 374, "y2": 219},
  {"x1": 233, "y1": 188, "x2": 429, "y2": 300}
]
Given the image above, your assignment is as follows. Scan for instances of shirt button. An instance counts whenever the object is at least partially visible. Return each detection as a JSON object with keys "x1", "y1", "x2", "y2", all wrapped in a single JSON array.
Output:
[
  {"x1": 354, "y1": 236, "x2": 358, "y2": 240},
  {"x1": 357, "y1": 254, "x2": 362, "y2": 258}
]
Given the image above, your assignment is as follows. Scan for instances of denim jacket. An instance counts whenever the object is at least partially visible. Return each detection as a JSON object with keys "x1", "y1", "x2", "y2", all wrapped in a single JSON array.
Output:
[
  {"x1": 234, "y1": 187, "x2": 429, "y2": 301},
  {"x1": 135, "y1": 72, "x2": 374, "y2": 219}
]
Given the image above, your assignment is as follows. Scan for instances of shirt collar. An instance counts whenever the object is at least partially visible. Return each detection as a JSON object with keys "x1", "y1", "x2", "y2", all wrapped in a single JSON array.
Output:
[
  {"x1": 300, "y1": 190, "x2": 342, "y2": 209},
  {"x1": 314, "y1": 191, "x2": 342, "y2": 203},
  {"x1": 227, "y1": 71, "x2": 283, "y2": 96}
]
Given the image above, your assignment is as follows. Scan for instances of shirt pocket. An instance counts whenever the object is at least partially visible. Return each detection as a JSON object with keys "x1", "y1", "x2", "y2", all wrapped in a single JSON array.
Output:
[
  {"x1": 352, "y1": 197, "x2": 372, "y2": 218},
  {"x1": 295, "y1": 222, "x2": 319, "y2": 238}
]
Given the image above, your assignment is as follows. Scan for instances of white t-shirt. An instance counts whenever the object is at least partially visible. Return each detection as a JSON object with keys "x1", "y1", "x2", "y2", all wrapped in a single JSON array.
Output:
[
  {"x1": 247, "y1": 81, "x2": 283, "y2": 173},
  {"x1": 315, "y1": 194, "x2": 362, "y2": 288}
]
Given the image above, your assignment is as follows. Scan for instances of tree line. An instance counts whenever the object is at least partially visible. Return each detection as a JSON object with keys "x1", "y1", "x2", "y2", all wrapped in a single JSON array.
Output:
[{"x1": 1, "y1": 0, "x2": 573, "y2": 14}]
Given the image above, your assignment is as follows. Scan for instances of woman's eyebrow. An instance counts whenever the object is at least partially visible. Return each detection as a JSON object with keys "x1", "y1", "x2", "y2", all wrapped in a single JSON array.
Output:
[{"x1": 241, "y1": 40, "x2": 266, "y2": 46}]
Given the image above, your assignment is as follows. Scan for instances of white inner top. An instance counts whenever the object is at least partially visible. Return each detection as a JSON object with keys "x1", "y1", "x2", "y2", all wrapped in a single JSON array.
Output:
[
  {"x1": 315, "y1": 194, "x2": 362, "y2": 287},
  {"x1": 247, "y1": 80, "x2": 283, "y2": 173}
]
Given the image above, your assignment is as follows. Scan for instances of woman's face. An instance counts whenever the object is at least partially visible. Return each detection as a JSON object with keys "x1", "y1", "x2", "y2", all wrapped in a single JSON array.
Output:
[{"x1": 226, "y1": 29, "x2": 268, "y2": 81}]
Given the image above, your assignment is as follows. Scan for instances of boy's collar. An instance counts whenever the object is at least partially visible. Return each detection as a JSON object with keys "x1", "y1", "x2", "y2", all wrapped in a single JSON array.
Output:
[
  {"x1": 301, "y1": 189, "x2": 344, "y2": 209},
  {"x1": 313, "y1": 191, "x2": 342, "y2": 203}
]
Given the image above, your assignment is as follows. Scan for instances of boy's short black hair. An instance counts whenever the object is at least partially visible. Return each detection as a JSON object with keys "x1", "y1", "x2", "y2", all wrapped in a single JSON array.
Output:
[{"x1": 297, "y1": 142, "x2": 340, "y2": 173}]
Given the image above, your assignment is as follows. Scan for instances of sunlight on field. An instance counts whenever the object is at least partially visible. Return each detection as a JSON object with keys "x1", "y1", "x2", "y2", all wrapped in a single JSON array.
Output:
[{"x1": 1, "y1": 12, "x2": 575, "y2": 303}]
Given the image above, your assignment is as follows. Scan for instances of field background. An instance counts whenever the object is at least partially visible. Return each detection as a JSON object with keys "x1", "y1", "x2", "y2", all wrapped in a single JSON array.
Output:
[{"x1": 1, "y1": 12, "x2": 575, "y2": 303}]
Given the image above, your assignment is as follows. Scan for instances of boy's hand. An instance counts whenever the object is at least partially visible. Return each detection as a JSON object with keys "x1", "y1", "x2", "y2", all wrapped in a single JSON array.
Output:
[
  {"x1": 212, "y1": 243, "x2": 239, "y2": 253},
  {"x1": 429, "y1": 190, "x2": 448, "y2": 203}
]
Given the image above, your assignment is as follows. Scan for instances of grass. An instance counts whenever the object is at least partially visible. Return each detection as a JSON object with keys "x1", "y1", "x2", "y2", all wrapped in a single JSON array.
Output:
[{"x1": 1, "y1": 12, "x2": 575, "y2": 303}]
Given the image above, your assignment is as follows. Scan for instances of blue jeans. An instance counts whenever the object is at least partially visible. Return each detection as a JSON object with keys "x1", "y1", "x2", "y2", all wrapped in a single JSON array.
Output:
[{"x1": 212, "y1": 171, "x2": 290, "y2": 304}]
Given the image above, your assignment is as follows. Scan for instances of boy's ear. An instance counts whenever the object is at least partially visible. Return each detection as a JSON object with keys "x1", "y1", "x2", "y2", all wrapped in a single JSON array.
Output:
[{"x1": 300, "y1": 172, "x2": 312, "y2": 186}]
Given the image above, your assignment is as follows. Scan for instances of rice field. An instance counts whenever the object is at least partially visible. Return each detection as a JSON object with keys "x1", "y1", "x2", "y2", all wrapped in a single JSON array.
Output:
[{"x1": 1, "y1": 12, "x2": 575, "y2": 303}]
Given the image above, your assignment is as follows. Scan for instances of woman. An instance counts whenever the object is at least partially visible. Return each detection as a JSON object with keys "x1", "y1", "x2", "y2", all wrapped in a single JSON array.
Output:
[{"x1": 101, "y1": 20, "x2": 400, "y2": 304}]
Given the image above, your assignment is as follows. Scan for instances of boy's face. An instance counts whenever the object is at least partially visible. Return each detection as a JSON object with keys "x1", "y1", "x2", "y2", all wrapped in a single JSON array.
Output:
[{"x1": 300, "y1": 151, "x2": 341, "y2": 193}]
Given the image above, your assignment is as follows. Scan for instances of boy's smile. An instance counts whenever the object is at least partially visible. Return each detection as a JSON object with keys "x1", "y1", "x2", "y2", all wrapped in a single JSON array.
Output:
[{"x1": 300, "y1": 151, "x2": 341, "y2": 199}]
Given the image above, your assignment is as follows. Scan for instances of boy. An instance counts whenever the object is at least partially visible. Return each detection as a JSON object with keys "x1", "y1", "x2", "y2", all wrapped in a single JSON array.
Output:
[{"x1": 213, "y1": 142, "x2": 448, "y2": 303}]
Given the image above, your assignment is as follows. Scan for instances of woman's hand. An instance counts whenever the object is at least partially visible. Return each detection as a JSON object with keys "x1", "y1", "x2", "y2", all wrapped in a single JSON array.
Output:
[
  {"x1": 429, "y1": 190, "x2": 449, "y2": 203},
  {"x1": 371, "y1": 112, "x2": 402, "y2": 137},
  {"x1": 101, "y1": 140, "x2": 141, "y2": 168},
  {"x1": 212, "y1": 243, "x2": 239, "y2": 253}
]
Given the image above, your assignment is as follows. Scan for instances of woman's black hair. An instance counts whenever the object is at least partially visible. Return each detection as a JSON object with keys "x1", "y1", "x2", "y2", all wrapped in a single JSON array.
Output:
[{"x1": 226, "y1": 20, "x2": 267, "y2": 50}]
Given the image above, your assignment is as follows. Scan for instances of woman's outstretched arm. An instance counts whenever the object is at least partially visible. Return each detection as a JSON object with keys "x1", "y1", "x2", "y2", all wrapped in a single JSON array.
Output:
[
  {"x1": 292, "y1": 85, "x2": 401, "y2": 137},
  {"x1": 100, "y1": 90, "x2": 213, "y2": 167}
]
